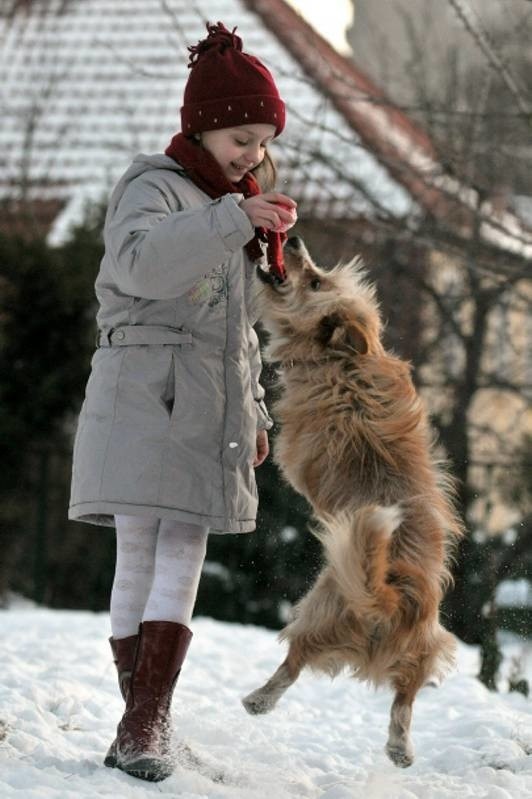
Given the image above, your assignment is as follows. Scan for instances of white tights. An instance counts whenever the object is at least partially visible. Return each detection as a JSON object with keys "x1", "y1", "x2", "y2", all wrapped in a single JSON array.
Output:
[{"x1": 110, "y1": 514, "x2": 208, "y2": 639}]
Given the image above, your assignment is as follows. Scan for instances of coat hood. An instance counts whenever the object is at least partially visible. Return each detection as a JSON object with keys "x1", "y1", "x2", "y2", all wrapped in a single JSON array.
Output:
[
  {"x1": 128, "y1": 152, "x2": 185, "y2": 180},
  {"x1": 106, "y1": 153, "x2": 189, "y2": 218}
]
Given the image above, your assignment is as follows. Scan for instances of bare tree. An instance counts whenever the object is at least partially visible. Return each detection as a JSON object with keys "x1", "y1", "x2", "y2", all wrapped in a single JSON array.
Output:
[{"x1": 339, "y1": 0, "x2": 532, "y2": 688}]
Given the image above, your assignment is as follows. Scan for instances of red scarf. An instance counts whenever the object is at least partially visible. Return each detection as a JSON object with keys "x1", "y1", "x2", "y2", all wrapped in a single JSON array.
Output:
[{"x1": 165, "y1": 132, "x2": 286, "y2": 281}]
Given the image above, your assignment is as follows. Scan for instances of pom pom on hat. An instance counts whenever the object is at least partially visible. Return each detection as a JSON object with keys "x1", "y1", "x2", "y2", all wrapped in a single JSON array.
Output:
[
  {"x1": 187, "y1": 22, "x2": 244, "y2": 66},
  {"x1": 180, "y1": 21, "x2": 286, "y2": 137}
]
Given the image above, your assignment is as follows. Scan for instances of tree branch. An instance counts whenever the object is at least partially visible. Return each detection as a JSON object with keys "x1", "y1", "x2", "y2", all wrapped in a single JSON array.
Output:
[{"x1": 448, "y1": 0, "x2": 532, "y2": 119}]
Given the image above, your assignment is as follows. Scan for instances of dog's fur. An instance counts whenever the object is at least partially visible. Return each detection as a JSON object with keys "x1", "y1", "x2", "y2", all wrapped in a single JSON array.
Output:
[{"x1": 242, "y1": 238, "x2": 463, "y2": 768}]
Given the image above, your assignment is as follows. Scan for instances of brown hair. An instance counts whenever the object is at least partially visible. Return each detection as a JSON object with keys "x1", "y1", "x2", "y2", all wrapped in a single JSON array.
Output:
[{"x1": 251, "y1": 149, "x2": 277, "y2": 192}]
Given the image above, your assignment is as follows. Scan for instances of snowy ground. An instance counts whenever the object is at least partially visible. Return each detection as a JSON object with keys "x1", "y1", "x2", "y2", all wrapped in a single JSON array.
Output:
[{"x1": 1, "y1": 605, "x2": 531, "y2": 799}]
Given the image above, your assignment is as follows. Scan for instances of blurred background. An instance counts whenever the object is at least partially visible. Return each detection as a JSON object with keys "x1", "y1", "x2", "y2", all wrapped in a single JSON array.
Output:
[{"x1": 0, "y1": 0, "x2": 531, "y2": 693}]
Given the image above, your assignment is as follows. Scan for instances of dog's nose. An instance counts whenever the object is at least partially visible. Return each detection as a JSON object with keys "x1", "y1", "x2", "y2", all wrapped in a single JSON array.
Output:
[{"x1": 285, "y1": 236, "x2": 303, "y2": 250}]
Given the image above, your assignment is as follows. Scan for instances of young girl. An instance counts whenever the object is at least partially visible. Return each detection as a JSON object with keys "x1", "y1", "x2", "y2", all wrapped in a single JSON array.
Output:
[{"x1": 68, "y1": 22, "x2": 296, "y2": 783}]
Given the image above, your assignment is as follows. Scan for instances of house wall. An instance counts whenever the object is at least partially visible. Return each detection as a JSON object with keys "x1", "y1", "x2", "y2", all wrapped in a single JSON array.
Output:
[
  {"x1": 0, "y1": 199, "x2": 65, "y2": 239},
  {"x1": 418, "y1": 252, "x2": 532, "y2": 534}
]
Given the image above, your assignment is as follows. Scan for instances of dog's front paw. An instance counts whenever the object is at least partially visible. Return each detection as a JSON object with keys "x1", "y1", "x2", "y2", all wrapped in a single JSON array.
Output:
[
  {"x1": 241, "y1": 688, "x2": 276, "y2": 715},
  {"x1": 385, "y1": 742, "x2": 414, "y2": 768}
]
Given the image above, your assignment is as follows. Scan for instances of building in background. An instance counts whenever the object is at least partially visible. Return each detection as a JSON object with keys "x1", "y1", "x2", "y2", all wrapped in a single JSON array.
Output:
[
  {"x1": 0, "y1": 0, "x2": 412, "y2": 246},
  {"x1": 348, "y1": 0, "x2": 532, "y2": 533}
]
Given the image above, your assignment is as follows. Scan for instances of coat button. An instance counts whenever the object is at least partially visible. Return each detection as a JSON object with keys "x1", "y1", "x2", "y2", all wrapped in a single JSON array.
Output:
[
  {"x1": 228, "y1": 441, "x2": 238, "y2": 448},
  {"x1": 115, "y1": 330, "x2": 125, "y2": 340}
]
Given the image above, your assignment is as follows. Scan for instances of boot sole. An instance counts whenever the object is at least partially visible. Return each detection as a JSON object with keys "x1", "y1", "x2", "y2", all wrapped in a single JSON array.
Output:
[
  {"x1": 116, "y1": 756, "x2": 172, "y2": 782},
  {"x1": 104, "y1": 740, "x2": 118, "y2": 769}
]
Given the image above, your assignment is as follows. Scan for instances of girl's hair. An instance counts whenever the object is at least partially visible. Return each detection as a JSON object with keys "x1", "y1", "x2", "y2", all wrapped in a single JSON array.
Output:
[{"x1": 251, "y1": 149, "x2": 277, "y2": 192}]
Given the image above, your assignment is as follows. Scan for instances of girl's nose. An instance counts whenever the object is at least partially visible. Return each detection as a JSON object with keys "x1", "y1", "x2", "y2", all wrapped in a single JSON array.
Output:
[{"x1": 247, "y1": 144, "x2": 262, "y2": 165}]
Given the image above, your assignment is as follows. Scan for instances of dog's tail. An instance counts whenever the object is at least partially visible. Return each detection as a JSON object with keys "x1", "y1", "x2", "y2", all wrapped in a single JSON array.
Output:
[{"x1": 314, "y1": 505, "x2": 403, "y2": 622}]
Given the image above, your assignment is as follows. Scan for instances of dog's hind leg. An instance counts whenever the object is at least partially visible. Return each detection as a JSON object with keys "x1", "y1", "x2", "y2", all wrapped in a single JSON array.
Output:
[
  {"x1": 386, "y1": 689, "x2": 416, "y2": 768},
  {"x1": 242, "y1": 644, "x2": 304, "y2": 715},
  {"x1": 386, "y1": 662, "x2": 428, "y2": 768}
]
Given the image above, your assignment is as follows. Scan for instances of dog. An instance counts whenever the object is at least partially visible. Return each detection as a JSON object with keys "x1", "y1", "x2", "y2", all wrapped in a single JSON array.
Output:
[{"x1": 242, "y1": 237, "x2": 463, "y2": 768}]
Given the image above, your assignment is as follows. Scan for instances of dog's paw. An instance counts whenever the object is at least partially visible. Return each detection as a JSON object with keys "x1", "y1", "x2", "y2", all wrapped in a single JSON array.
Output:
[
  {"x1": 241, "y1": 689, "x2": 276, "y2": 715},
  {"x1": 385, "y1": 742, "x2": 414, "y2": 768}
]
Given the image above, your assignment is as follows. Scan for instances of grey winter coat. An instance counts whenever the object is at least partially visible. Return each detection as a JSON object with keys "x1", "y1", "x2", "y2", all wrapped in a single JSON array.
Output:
[{"x1": 68, "y1": 153, "x2": 272, "y2": 534}]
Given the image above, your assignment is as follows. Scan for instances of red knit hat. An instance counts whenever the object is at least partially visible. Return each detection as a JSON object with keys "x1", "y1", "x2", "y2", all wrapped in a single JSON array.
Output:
[{"x1": 180, "y1": 22, "x2": 286, "y2": 137}]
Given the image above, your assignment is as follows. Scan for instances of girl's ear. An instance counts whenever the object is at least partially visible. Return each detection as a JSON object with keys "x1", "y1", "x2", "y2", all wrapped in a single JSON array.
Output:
[{"x1": 316, "y1": 312, "x2": 368, "y2": 354}]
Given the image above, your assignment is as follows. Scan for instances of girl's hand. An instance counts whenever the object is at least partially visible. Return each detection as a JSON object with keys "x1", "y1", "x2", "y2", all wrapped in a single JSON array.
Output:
[
  {"x1": 253, "y1": 429, "x2": 270, "y2": 468},
  {"x1": 240, "y1": 193, "x2": 297, "y2": 230}
]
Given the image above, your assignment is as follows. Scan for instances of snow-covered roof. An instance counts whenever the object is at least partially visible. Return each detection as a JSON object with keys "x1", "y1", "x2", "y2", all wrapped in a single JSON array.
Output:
[
  {"x1": 2, "y1": 0, "x2": 531, "y2": 259},
  {"x1": 0, "y1": 0, "x2": 413, "y2": 241}
]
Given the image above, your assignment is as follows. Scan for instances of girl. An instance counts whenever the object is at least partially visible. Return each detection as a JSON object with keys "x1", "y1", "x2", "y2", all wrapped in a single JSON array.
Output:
[{"x1": 68, "y1": 22, "x2": 296, "y2": 782}]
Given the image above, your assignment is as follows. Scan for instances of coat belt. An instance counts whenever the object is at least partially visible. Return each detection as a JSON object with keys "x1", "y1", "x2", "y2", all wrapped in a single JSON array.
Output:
[{"x1": 97, "y1": 325, "x2": 193, "y2": 348}]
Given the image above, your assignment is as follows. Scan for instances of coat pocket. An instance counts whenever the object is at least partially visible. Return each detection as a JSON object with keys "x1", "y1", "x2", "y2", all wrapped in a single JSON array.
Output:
[
  {"x1": 161, "y1": 353, "x2": 176, "y2": 418},
  {"x1": 159, "y1": 345, "x2": 225, "y2": 515}
]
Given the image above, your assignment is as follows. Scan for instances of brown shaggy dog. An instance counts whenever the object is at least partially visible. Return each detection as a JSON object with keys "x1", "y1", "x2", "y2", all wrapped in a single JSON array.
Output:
[{"x1": 242, "y1": 237, "x2": 463, "y2": 768}]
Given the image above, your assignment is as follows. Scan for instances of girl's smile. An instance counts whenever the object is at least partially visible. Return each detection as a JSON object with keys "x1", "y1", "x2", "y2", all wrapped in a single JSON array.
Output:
[{"x1": 199, "y1": 123, "x2": 276, "y2": 182}]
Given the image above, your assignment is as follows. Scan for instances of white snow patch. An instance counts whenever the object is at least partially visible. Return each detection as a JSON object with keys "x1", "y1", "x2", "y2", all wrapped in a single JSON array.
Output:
[
  {"x1": 0, "y1": 608, "x2": 531, "y2": 798},
  {"x1": 496, "y1": 579, "x2": 532, "y2": 608},
  {"x1": 280, "y1": 526, "x2": 299, "y2": 543},
  {"x1": 47, "y1": 183, "x2": 111, "y2": 247}
]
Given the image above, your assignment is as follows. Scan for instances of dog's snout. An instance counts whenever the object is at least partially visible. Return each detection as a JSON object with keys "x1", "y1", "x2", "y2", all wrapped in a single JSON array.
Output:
[
  {"x1": 285, "y1": 236, "x2": 303, "y2": 251},
  {"x1": 256, "y1": 264, "x2": 285, "y2": 288}
]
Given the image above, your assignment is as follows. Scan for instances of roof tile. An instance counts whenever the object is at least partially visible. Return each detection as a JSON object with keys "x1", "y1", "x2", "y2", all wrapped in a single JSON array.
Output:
[{"x1": 0, "y1": 0, "x2": 412, "y2": 235}]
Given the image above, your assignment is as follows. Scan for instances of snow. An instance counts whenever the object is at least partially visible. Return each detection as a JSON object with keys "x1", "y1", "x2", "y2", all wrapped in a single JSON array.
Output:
[
  {"x1": 1, "y1": 606, "x2": 531, "y2": 798},
  {"x1": 496, "y1": 579, "x2": 532, "y2": 609}
]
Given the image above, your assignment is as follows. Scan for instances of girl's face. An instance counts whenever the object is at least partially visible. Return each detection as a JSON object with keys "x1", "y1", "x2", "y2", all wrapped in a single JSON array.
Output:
[{"x1": 200, "y1": 123, "x2": 276, "y2": 182}]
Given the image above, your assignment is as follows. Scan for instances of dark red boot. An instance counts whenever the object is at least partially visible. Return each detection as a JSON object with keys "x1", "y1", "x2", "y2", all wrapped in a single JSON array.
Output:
[
  {"x1": 104, "y1": 633, "x2": 139, "y2": 768},
  {"x1": 114, "y1": 621, "x2": 192, "y2": 782}
]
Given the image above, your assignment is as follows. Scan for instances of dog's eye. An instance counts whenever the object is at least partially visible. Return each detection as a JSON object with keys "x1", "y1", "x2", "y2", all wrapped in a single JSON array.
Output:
[{"x1": 309, "y1": 278, "x2": 321, "y2": 291}]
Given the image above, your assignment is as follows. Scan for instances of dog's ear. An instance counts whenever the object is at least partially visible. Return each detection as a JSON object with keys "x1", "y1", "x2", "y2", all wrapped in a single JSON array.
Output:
[{"x1": 317, "y1": 313, "x2": 368, "y2": 354}]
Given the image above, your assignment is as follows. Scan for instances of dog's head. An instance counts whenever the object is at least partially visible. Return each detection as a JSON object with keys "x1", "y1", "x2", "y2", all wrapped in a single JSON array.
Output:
[{"x1": 257, "y1": 236, "x2": 383, "y2": 361}]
